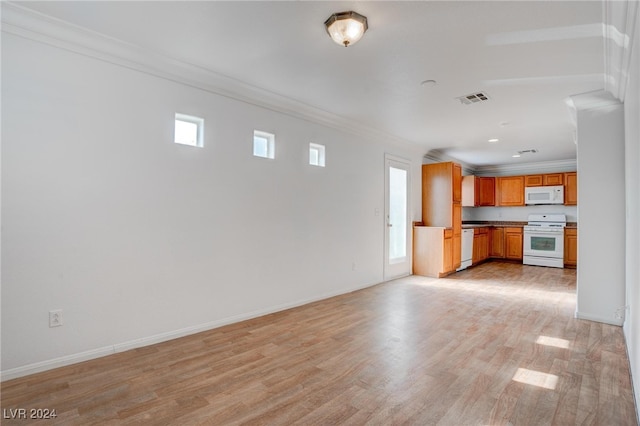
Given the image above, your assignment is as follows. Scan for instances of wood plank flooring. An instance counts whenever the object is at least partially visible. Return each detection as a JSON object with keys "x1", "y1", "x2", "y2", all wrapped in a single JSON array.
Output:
[{"x1": 1, "y1": 261, "x2": 637, "y2": 425}]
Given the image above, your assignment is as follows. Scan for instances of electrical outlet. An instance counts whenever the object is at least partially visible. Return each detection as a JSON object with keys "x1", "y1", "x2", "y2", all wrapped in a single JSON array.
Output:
[
  {"x1": 49, "y1": 310, "x2": 63, "y2": 327},
  {"x1": 614, "y1": 307, "x2": 625, "y2": 321}
]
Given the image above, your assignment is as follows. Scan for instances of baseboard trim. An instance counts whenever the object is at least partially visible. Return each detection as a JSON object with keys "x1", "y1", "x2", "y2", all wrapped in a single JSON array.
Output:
[
  {"x1": 575, "y1": 310, "x2": 624, "y2": 326},
  {"x1": 0, "y1": 346, "x2": 116, "y2": 382},
  {"x1": 0, "y1": 281, "x2": 378, "y2": 382}
]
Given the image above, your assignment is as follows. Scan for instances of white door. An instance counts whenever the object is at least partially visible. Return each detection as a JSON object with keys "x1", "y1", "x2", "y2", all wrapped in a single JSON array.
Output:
[{"x1": 384, "y1": 155, "x2": 412, "y2": 280}]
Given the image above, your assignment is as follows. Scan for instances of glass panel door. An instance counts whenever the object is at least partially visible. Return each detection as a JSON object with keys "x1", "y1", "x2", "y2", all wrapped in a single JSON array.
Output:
[
  {"x1": 388, "y1": 167, "x2": 408, "y2": 261},
  {"x1": 384, "y1": 155, "x2": 411, "y2": 280}
]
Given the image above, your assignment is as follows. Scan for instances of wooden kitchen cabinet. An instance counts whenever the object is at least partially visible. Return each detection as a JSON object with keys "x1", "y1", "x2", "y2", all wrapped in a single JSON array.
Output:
[
  {"x1": 525, "y1": 175, "x2": 543, "y2": 187},
  {"x1": 461, "y1": 176, "x2": 474, "y2": 207},
  {"x1": 422, "y1": 162, "x2": 462, "y2": 271},
  {"x1": 453, "y1": 163, "x2": 462, "y2": 203},
  {"x1": 462, "y1": 176, "x2": 495, "y2": 207},
  {"x1": 505, "y1": 227, "x2": 523, "y2": 260},
  {"x1": 564, "y1": 228, "x2": 578, "y2": 267},
  {"x1": 489, "y1": 227, "x2": 505, "y2": 258},
  {"x1": 452, "y1": 203, "x2": 461, "y2": 267},
  {"x1": 526, "y1": 173, "x2": 564, "y2": 187},
  {"x1": 443, "y1": 229, "x2": 453, "y2": 273},
  {"x1": 413, "y1": 226, "x2": 455, "y2": 277},
  {"x1": 472, "y1": 227, "x2": 489, "y2": 264},
  {"x1": 422, "y1": 162, "x2": 461, "y2": 227},
  {"x1": 565, "y1": 172, "x2": 577, "y2": 205},
  {"x1": 477, "y1": 177, "x2": 496, "y2": 206},
  {"x1": 544, "y1": 173, "x2": 564, "y2": 186},
  {"x1": 496, "y1": 176, "x2": 525, "y2": 206}
]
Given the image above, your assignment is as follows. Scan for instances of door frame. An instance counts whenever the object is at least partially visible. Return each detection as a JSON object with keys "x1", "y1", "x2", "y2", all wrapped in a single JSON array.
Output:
[{"x1": 383, "y1": 154, "x2": 412, "y2": 281}]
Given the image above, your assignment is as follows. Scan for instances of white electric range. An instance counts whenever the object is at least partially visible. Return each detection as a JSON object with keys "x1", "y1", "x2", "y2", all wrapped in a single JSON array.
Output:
[{"x1": 523, "y1": 213, "x2": 566, "y2": 268}]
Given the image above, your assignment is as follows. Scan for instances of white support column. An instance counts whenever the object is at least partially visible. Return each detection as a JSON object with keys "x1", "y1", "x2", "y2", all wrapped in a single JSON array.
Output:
[{"x1": 568, "y1": 90, "x2": 626, "y2": 326}]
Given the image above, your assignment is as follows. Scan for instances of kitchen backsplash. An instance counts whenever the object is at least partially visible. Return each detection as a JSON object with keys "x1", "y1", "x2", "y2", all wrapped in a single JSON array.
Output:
[{"x1": 462, "y1": 204, "x2": 578, "y2": 222}]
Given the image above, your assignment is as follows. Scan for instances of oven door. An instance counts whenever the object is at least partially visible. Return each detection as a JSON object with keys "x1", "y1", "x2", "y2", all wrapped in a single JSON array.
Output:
[{"x1": 523, "y1": 229, "x2": 564, "y2": 258}]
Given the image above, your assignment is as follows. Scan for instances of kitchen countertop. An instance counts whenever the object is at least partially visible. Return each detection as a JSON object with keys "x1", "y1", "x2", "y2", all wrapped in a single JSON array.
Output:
[
  {"x1": 462, "y1": 221, "x2": 577, "y2": 229},
  {"x1": 462, "y1": 221, "x2": 526, "y2": 228}
]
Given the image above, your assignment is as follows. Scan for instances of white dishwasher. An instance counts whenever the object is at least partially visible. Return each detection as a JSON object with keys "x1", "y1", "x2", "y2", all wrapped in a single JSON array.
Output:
[{"x1": 457, "y1": 228, "x2": 474, "y2": 271}]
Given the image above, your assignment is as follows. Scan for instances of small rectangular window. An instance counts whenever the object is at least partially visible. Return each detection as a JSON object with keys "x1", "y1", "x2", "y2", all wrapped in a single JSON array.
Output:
[
  {"x1": 309, "y1": 143, "x2": 325, "y2": 167},
  {"x1": 175, "y1": 113, "x2": 204, "y2": 147},
  {"x1": 253, "y1": 130, "x2": 275, "y2": 159}
]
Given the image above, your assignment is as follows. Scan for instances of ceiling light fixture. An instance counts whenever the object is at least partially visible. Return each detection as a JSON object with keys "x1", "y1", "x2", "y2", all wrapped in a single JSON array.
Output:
[
  {"x1": 324, "y1": 11, "x2": 368, "y2": 47},
  {"x1": 488, "y1": 138, "x2": 499, "y2": 143}
]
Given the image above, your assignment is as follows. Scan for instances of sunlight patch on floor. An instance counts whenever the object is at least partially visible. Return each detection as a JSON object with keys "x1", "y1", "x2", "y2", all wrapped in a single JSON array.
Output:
[
  {"x1": 512, "y1": 368, "x2": 558, "y2": 390},
  {"x1": 536, "y1": 335, "x2": 571, "y2": 349},
  {"x1": 410, "y1": 277, "x2": 575, "y2": 306}
]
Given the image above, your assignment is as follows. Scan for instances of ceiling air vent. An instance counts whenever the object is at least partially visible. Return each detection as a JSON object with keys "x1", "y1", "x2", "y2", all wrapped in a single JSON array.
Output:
[{"x1": 456, "y1": 91, "x2": 490, "y2": 105}]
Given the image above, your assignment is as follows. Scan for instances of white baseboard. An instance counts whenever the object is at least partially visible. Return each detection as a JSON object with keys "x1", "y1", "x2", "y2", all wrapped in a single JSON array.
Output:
[
  {"x1": 0, "y1": 281, "x2": 378, "y2": 382},
  {"x1": 575, "y1": 310, "x2": 624, "y2": 326},
  {"x1": 0, "y1": 346, "x2": 116, "y2": 382}
]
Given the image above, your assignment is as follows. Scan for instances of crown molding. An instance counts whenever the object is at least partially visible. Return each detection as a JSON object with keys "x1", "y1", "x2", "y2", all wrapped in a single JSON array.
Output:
[
  {"x1": 423, "y1": 150, "x2": 476, "y2": 175},
  {"x1": 568, "y1": 89, "x2": 622, "y2": 112},
  {"x1": 424, "y1": 149, "x2": 576, "y2": 177},
  {"x1": 1, "y1": 2, "x2": 413, "y2": 149},
  {"x1": 604, "y1": 0, "x2": 639, "y2": 102},
  {"x1": 473, "y1": 159, "x2": 577, "y2": 177}
]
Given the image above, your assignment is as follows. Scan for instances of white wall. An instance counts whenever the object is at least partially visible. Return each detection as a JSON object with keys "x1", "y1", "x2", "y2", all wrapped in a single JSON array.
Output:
[
  {"x1": 463, "y1": 205, "x2": 577, "y2": 223},
  {"x1": 623, "y1": 1, "x2": 640, "y2": 415},
  {"x1": 0, "y1": 34, "x2": 424, "y2": 378},
  {"x1": 571, "y1": 92, "x2": 626, "y2": 326}
]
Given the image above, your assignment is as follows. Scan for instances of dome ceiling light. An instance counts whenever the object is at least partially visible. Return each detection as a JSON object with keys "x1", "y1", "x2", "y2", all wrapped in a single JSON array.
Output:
[{"x1": 324, "y1": 11, "x2": 368, "y2": 47}]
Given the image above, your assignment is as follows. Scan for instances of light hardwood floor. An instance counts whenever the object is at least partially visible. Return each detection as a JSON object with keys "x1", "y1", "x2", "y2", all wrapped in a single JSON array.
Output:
[{"x1": 1, "y1": 262, "x2": 637, "y2": 425}]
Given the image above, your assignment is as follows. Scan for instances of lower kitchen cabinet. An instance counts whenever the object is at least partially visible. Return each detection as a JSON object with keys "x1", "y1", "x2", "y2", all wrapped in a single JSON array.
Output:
[
  {"x1": 489, "y1": 227, "x2": 505, "y2": 258},
  {"x1": 413, "y1": 226, "x2": 456, "y2": 278},
  {"x1": 564, "y1": 228, "x2": 578, "y2": 267},
  {"x1": 472, "y1": 227, "x2": 489, "y2": 264},
  {"x1": 505, "y1": 227, "x2": 523, "y2": 260},
  {"x1": 453, "y1": 202, "x2": 462, "y2": 270}
]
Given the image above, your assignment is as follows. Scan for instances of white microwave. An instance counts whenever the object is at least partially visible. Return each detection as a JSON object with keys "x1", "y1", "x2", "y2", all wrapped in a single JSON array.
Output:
[{"x1": 525, "y1": 185, "x2": 564, "y2": 205}]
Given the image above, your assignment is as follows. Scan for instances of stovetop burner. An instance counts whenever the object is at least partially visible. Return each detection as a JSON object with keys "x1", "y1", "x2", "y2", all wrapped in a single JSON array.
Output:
[{"x1": 525, "y1": 213, "x2": 567, "y2": 229}]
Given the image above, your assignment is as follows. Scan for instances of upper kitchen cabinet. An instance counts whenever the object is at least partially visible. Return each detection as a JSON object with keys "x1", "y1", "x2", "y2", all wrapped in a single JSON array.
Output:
[
  {"x1": 525, "y1": 173, "x2": 564, "y2": 187},
  {"x1": 462, "y1": 176, "x2": 495, "y2": 207},
  {"x1": 543, "y1": 173, "x2": 564, "y2": 186},
  {"x1": 525, "y1": 175, "x2": 544, "y2": 187},
  {"x1": 452, "y1": 163, "x2": 462, "y2": 203},
  {"x1": 496, "y1": 176, "x2": 525, "y2": 206},
  {"x1": 564, "y1": 172, "x2": 577, "y2": 205},
  {"x1": 422, "y1": 162, "x2": 462, "y2": 226}
]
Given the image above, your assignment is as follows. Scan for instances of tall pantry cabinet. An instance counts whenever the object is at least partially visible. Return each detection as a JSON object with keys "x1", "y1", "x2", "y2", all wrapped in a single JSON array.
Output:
[{"x1": 415, "y1": 162, "x2": 462, "y2": 276}]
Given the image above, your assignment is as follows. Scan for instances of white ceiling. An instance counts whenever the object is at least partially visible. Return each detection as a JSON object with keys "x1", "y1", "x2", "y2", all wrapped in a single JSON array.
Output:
[{"x1": 16, "y1": 1, "x2": 605, "y2": 167}]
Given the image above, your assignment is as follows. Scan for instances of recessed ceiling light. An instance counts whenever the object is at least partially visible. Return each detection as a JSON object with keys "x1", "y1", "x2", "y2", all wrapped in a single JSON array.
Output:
[
  {"x1": 421, "y1": 79, "x2": 437, "y2": 87},
  {"x1": 488, "y1": 138, "x2": 499, "y2": 143},
  {"x1": 512, "y1": 154, "x2": 521, "y2": 158},
  {"x1": 500, "y1": 121, "x2": 510, "y2": 127}
]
